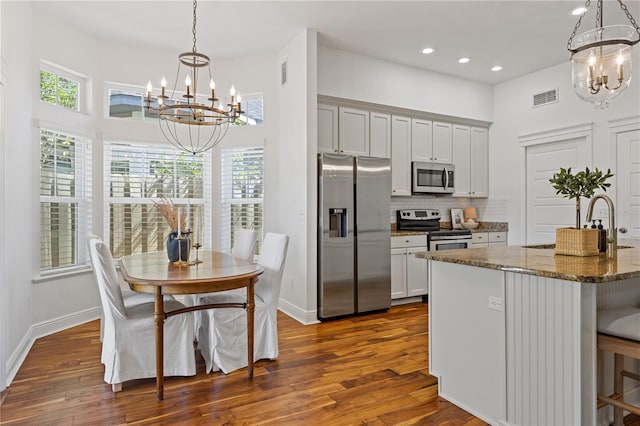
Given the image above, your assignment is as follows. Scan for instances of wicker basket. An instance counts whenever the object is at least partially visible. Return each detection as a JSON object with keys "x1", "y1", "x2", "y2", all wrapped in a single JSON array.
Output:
[{"x1": 554, "y1": 228, "x2": 599, "y2": 257}]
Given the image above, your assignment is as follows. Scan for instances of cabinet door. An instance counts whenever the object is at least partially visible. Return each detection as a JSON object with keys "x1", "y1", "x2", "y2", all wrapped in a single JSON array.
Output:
[
  {"x1": 411, "y1": 118, "x2": 433, "y2": 162},
  {"x1": 391, "y1": 115, "x2": 412, "y2": 196},
  {"x1": 339, "y1": 107, "x2": 369, "y2": 156},
  {"x1": 406, "y1": 247, "x2": 428, "y2": 297},
  {"x1": 318, "y1": 104, "x2": 339, "y2": 153},
  {"x1": 470, "y1": 127, "x2": 489, "y2": 197},
  {"x1": 432, "y1": 121, "x2": 453, "y2": 164},
  {"x1": 391, "y1": 248, "x2": 407, "y2": 299},
  {"x1": 452, "y1": 124, "x2": 471, "y2": 197},
  {"x1": 370, "y1": 111, "x2": 391, "y2": 159}
]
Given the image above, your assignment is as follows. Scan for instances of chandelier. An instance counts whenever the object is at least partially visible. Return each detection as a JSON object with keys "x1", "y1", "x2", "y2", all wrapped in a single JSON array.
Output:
[
  {"x1": 145, "y1": 0, "x2": 242, "y2": 154},
  {"x1": 567, "y1": 0, "x2": 640, "y2": 108}
]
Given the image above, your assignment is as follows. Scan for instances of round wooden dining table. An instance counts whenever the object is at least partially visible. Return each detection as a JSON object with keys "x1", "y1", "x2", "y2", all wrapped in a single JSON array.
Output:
[{"x1": 118, "y1": 250, "x2": 263, "y2": 400}]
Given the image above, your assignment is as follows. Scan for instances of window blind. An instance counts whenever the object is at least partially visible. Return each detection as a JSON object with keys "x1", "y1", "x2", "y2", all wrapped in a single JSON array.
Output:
[
  {"x1": 104, "y1": 142, "x2": 211, "y2": 258},
  {"x1": 220, "y1": 147, "x2": 264, "y2": 255},
  {"x1": 40, "y1": 129, "x2": 92, "y2": 271}
]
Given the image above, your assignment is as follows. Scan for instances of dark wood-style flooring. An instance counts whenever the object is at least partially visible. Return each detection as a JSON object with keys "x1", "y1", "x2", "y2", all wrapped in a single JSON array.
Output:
[{"x1": 0, "y1": 301, "x2": 590, "y2": 425}]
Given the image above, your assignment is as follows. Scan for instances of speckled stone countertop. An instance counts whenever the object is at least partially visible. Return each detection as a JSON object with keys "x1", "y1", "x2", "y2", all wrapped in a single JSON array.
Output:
[
  {"x1": 416, "y1": 240, "x2": 640, "y2": 283},
  {"x1": 391, "y1": 222, "x2": 508, "y2": 237}
]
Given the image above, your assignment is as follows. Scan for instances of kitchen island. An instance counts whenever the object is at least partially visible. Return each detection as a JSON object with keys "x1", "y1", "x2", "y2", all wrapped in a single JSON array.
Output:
[{"x1": 418, "y1": 242, "x2": 640, "y2": 426}]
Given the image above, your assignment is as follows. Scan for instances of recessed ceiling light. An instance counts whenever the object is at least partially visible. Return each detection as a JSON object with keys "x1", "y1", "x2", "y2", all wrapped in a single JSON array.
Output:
[
  {"x1": 458, "y1": 57, "x2": 470, "y2": 64},
  {"x1": 572, "y1": 7, "x2": 587, "y2": 15},
  {"x1": 422, "y1": 47, "x2": 435, "y2": 55},
  {"x1": 491, "y1": 65, "x2": 503, "y2": 72}
]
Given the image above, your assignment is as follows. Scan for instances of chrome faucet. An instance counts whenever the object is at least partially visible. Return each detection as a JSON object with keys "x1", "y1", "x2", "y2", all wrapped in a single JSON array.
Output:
[{"x1": 585, "y1": 194, "x2": 616, "y2": 257}]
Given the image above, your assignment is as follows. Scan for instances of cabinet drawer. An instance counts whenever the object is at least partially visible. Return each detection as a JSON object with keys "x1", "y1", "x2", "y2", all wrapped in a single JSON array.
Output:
[
  {"x1": 391, "y1": 235, "x2": 427, "y2": 248},
  {"x1": 471, "y1": 232, "x2": 488, "y2": 243},
  {"x1": 489, "y1": 232, "x2": 507, "y2": 243}
]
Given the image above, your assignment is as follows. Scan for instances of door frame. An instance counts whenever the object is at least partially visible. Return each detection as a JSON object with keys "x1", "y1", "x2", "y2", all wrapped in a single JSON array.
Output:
[
  {"x1": 518, "y1": 123, "x2": 594, "y2": 244},
  {"x1": 609, "y1": 115, "x2": 640, "y2": 238}
]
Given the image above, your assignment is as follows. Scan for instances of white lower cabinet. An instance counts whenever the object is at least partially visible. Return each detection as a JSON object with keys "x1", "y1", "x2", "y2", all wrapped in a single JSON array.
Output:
[
  {"x1": 471, "y1": 231, "x2": 507, "y2": 248},
  {"x1": 391, "y1": 235, "x2": 428, "y2": 299}
]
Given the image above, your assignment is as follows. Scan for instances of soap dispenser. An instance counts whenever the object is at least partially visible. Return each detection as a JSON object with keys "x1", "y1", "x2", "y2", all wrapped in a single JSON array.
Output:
[{"x1": 597, "y1": 219, "x2": 606, "y2": 252}]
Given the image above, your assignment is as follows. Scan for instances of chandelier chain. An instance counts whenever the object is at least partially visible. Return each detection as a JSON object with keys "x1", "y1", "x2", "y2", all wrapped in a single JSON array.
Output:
[
  {"x1": 192, "y1": 0, "x2": 197, "y2": 53},
  {"x1": 618, "y1": 0, "x2": 640, "y2": 34},
  {"x1": 596, "y1": 0, "x2": 602, "y2": 29},
  {"x1": 568, "y1": 0, "x2": 591, "y2": 50}
]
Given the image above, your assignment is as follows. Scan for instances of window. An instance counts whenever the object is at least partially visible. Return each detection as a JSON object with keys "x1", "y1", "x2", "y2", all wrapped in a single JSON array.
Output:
[
  {"x1": 40, "y1": 68, "x2": 80, "y2": 111},
  {"x1": 104, "y1": 142, "x2": 211, "y2": 258},
  {"x1": 40, "y1": 129, "x2": 92, "y2": 271},
  {"x1": 220, "y1": 147, "x2": 264, "y2": 254},
  {"x1": 233, "y1": 93, "x2": 264, "y2": 126}
]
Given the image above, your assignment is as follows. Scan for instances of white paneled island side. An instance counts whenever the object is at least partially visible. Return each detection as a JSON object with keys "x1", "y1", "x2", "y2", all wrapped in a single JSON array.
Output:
[{"x1": 417, "y1": 243, "x2": 640, "y2": 426}]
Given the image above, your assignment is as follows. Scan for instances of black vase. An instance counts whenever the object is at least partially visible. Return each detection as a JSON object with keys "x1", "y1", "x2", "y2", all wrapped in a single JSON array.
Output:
[{"x1": 166, "y1": 232, "x2": 190, "y2": 262}]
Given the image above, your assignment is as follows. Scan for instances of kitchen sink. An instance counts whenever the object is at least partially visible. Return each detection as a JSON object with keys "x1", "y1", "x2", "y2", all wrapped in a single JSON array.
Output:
[{"x1": 523, "y1": 244, "x2": 633, "y2": 249}]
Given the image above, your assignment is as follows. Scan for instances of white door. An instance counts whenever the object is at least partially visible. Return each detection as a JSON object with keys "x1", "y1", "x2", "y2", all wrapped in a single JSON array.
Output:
[
  {"x1": 317, "y1": 104, "x2": 338, "y2": 153},
  {"x1": 370, "y1": 111, "x2": 391, "y2": 159},
  {"x1": 390, "y1": 248, "x2": 406, "y2": 299},
  {"x1": 525, "y1": 138, "x2": 588, "y2": 244},
  {"x1": 406, "y1": 247, "x2": 428, "y2": 297},
  {"x1": 338, "y1": 107, "x2": 369, "y2": 156},
  {"x1": 411, "y1": 118, "x2": 433, "y2": 162},
  {"x1": 617, "y1": 129, "x2": 640, "y2": 240}
]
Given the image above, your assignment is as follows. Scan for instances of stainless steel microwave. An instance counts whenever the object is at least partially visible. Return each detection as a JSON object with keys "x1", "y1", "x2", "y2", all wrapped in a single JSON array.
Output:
[{"x1": 412, "y1": 162, "x2": 455, "y2": 194}]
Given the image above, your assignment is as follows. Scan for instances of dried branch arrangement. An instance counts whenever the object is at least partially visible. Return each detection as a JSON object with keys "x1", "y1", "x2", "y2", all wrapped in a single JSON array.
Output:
[{"x1": 154, "y1": 196, "x2": 186, "y2": 232}]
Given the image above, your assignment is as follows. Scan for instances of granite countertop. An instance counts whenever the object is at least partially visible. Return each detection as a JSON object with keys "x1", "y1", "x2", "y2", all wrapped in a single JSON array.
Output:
[
  {"x1": 416, "y1": 240, "x2": 640, "y2": 283},
  {"x1": 391, "y1": 221, "x2": 508, "y2": 237}
]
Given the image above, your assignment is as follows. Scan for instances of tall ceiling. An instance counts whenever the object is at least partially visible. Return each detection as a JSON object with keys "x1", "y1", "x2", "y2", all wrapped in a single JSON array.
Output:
[{"x1": 32, "y1": 0, "x2": 640, "y2": 85}]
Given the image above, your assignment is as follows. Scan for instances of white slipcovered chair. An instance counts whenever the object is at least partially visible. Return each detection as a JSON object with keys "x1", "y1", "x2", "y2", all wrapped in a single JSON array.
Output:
[
  {"x1": 88, "y1": 236, "x2": 196, "y2": 392},
  {"x1": 198, "y1": 232, "x2": 289, "y2": 374},
  {"x1": 186, "y1": 228, "x2": 258, "y2": 335}
]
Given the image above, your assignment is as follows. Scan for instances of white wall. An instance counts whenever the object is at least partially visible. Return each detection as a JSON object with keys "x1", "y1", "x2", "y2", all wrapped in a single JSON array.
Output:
[
  {"x1": 2, "y1": 2, "x2": 35, "y2": 386},
  {"x1": 491, "y1": 49, "x2": 640, "y2": 245},
  {"x1": 0, "y1": 0, "x2": 6, "y2": 394},
  {"x1": 275, "y1": 29, "x2": 318, "y2": 324},
  {"x1": 318, "y1": 46, "x2": 493, "y2": 123}
]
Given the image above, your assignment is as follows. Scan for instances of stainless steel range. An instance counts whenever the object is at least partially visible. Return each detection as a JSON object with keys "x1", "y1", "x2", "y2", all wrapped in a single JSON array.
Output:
[{"x1": 396, "y1": 209, "x2": 472, "y2": 251}]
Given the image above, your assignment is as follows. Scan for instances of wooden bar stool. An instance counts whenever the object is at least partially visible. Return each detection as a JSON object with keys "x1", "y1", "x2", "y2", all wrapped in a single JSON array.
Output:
[{"x1": 597, "y1": 307, "x2": 640, "y2": 426}]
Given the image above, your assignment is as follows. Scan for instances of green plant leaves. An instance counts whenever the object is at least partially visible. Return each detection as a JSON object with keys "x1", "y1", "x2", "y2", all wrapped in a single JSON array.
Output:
[{"x1": 549, "y1": 166, "x2": 613, "y2": 200}]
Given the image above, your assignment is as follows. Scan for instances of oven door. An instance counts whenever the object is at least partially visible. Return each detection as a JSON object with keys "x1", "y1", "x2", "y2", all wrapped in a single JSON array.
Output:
[{"x1": 429, "y1": 238, "x2": 471, "y2": 252}]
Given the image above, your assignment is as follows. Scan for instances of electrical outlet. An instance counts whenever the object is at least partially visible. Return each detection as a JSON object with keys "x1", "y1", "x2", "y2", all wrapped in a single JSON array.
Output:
[{"x1": 488, "y1": 296, "x2": 503, "y2": 312}]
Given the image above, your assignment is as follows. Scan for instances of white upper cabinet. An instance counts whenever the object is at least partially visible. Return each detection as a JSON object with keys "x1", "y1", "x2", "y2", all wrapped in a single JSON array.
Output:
[
  {"x1": 410, "y1": 118, "x2": 433, "y2": 162},
  {"x1": 369, "y1": 111, "x2": 391, "y2": 159},
  {"x1": 432, "y1": 121, "x2": 453, "y2": 164},
  {"x1": 470, "y1": 127, "x2": 489, "y2": 197},
  {"x1": 453, "y1": 125, "x2": 488, "y2": 198},
  {"x1": 391, "y1": 115, "x2": 411, "y2": 196},
  {"x1": 338, "y1": 106, "x2": 369, "y2": 156},
  {"x1": 318, "y1": 104, "x2": 339, "y2": 154},
  {"x1": 453, "y1": 124, "x2": 471, "y2": 196}
]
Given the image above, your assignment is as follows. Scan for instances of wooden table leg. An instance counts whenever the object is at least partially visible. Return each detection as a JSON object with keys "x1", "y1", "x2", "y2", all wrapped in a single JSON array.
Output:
[
  {"x1": 154, "y1": 287, "x2": 165, "y2": 400},
  {"x1": 247, "y1": 279, "x2": 255, "y2": 379}
]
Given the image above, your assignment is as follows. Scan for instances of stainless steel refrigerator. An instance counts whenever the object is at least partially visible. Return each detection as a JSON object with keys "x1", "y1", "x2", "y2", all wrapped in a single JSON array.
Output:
[{"x1": 317, "y1": 153, "x2": 391, "y2": 320}]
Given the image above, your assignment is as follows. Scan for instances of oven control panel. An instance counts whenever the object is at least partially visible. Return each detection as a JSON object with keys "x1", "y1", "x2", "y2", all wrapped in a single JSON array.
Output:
[{"x1": 397, "y1": 209, "x2": 440, "y2": 221}]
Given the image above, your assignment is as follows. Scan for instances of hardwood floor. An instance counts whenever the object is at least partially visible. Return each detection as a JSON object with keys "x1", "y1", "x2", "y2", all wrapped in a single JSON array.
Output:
[{"x1": 0, "y1": 303, "x2": 488, "y2": 425}]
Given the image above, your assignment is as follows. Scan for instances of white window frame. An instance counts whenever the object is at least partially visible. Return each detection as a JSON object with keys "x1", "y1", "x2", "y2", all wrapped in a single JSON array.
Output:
[
  {"x1": 40, "y1": 61, "x2": 88, "y2": 114},
  {"x1": 39, "y1": 129, "x2": 92, "y2": 274},
  {"x1": 103, "y1": 141, "x2": 212, "y2": 257}
]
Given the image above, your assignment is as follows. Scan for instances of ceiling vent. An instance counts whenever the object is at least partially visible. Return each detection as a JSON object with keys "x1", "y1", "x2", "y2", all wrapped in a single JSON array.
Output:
[{"x1": 533, "y1": 88, "x2": 558, "y2": 108}]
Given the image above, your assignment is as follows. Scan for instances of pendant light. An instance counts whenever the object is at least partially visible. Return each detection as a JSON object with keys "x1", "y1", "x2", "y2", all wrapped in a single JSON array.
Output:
[{"x1": 567, "y1": 0, "x2": 640, "y2": 108}]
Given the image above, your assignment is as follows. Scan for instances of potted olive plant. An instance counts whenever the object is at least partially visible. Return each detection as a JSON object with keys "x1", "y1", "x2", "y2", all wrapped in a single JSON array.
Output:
[{"x1": 549, "y1": 166, "x2": 613, "y2": 229}]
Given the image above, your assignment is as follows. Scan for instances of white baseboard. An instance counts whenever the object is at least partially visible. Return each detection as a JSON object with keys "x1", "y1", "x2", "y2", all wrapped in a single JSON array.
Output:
[
  {"x1": 32, "y1": 307, "x2": 101, "y2": 339},
  {"x1": 5, "y1": 307, "x2": 101, "y2": 388},
  {"x1": 277, "y1": 299, "x2": 319, "y2": 325},
  {"x1": 5, "y1": 328, "x2": 34, "y2": 389}
]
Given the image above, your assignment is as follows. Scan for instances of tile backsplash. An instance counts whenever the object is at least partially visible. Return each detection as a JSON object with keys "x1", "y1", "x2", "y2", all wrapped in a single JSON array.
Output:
[{"x1": 390, "y1": 195, "x2": 508, "y2": 223}]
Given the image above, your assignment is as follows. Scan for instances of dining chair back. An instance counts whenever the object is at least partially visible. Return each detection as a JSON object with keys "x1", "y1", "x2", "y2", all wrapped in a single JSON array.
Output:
[
  {"x1": 255, "y1": 232, "x2": 289, "y2": 305},
  {"x1": 88, "y1": 236, "x2": 195, "y2": 391},
  {"x1": 198, "y1": 232, "x2": 289, "y2": 374},
  {"x1": 232, "y1": 228, "x2": 258, "y2": 261}
]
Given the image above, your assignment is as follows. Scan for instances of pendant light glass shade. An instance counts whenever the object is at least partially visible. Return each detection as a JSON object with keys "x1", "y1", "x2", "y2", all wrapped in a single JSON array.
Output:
[{"x1": 570, "y1": 25, "x2": 636, "y2": 108}]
